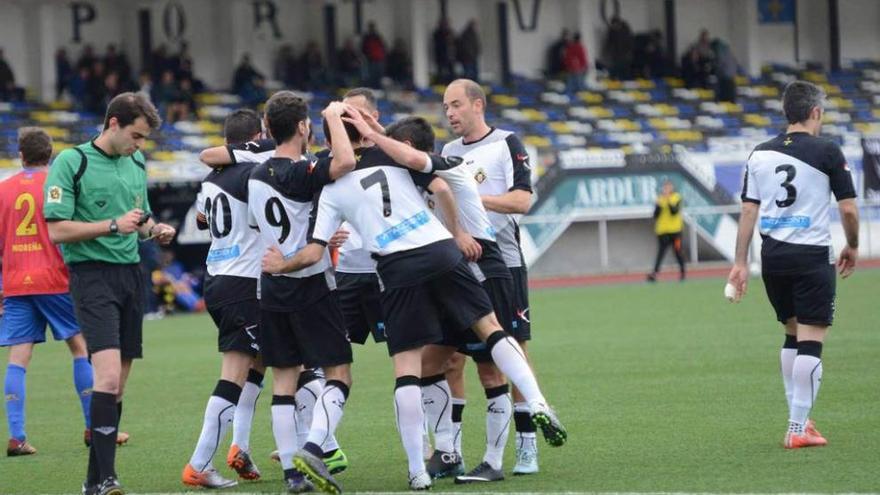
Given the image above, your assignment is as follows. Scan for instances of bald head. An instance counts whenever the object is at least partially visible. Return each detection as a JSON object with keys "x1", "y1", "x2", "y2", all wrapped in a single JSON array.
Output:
[{"x1": 443, "y1": 79, "x2": 489, "y2": 139}]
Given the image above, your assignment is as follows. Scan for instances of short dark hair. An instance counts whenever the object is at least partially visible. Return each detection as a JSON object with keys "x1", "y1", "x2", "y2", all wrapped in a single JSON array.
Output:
[
  {"x1": 342, "y1": 87, "x2": 378, "y2": 112},
  {"x1": 322, "y1": 112, "x2": 361, "y2": 145},
  {"x1": 18, "y1": 127, "x2": 52, "y2": 166},
  {"x1": 224, "y1": 109, "x2": 262, "y2": 145},
  {"x1": 103, "y1": 92, "x2": 161, "y2": 130},
  {"x1": 265, "y1": 91, "x2": 309, "y2": 144},
  {"x1": 385, "y1": 116, "x2": 435, "y2": 152},
  {"x1": 782, "y1": 80, "x2": 826, "y2": 124}
]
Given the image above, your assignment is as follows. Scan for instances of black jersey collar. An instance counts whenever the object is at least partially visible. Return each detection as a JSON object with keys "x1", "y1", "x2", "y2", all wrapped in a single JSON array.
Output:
[{"x1": 462, "y1": 127, "x2": 496, "y2": 146}]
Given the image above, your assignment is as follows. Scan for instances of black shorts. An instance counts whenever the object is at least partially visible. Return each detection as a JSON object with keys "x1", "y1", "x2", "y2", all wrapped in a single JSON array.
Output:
[
  {"x1": 336, "y1": 272, "x2": 386, "y2": 345},
  {"x1": 510, "y1": 266, "x2": 531, "y2": 341},
  {"x1": 762, "y1": 264, "x2": 836, "y2": 326},
  {"x1": 207, "y1": 299, "x2": 260, "y2": 356},
  {"x1": 381, "y1": 259, "x2": 493, "y2": 356},
  {"x1": 68, "y1": 262, "x2": 144, "y2": 359},
  {"x1": 259, "y1": 291, "x2": 353, "y2": 369},
  {"x1": 442, "y1": 276, "x2": 516, "y2": 363}
]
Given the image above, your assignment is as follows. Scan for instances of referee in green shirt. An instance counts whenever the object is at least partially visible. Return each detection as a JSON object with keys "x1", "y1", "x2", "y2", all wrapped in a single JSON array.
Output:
[{"x1": 44, "y1": 92, "x2": 175, "y2": 495}]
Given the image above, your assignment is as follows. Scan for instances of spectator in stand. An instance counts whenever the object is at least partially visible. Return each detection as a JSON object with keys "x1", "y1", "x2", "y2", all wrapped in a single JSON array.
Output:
[
  {"x1": 713, "y1": 39, "x2": 737, "y2": 102},
  {"x1": 386, "y1": 38, "x2": 412, "y2": 88},
  {"x1": 682, "y1": 29, "x2": 715, "y2": 89},
  {"x1": 76, "y1": 44, "x2": 96, "y2": 72},
  {"x1": 302, "y1": 40, "x2": 327, "y2": 88},
  {"x1": 0, "y1": 49, "x2": 22, "y2": 102},
  {"x1": 432, "y1": 17, "x2": 456, "y2": 83},
  {"x1": 170, "y1": 42, "x2": 193, "y2": 78},
  {"x1": 85, "y1": 60, "x2": 106, "y2": 113},
  {"x1": 604, "y1": 15, "x2": 634, "y2": 80},
  {"x1": 150, "y1": 44, "x2": 171, "y2": 81},
  {"x1": 101, "y1": 71, "x2": 124, "y2": 110},
  {"x1": 546, "y1": 28, "x2": 571, "y2": 79},
  {"x1": 362, "y1": 22, "x2": 387, "y2": 88},
  {"x1": 68, "y1": 66, "x2": 89, "y2": 110},
  {"x1": 563, "y1": 32, "x2": 589, "y2": 93},
  {"x1": 156, "y1": 69, "x2": 190, "y2": 124},
  {"x1": 232, "y1": 53, "x2": 262, "y2": 94},
  {"x1": 457, "y1": 19, "x2": 481, "y2": 82},
  {"x1": 104, "y1": 44, "x2": 132, "y2": 87},
  {"x1": 55, "y1": 49, "x2": 73, "y2": 100},
  {"x1": 136, "y1": 70, "x2": 155, "y2": 103},
  {"x1": 338, "y1": 37, "x2": 365, "y2": 87},
  {"x1": 274, "y1": 44, "x2": 298, "y2": 87}
]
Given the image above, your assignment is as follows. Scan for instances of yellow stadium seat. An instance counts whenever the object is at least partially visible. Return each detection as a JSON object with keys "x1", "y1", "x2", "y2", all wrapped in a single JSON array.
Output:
[
  {"x1": 196, "y1": 121, "x2": 223, "y2": 133},
  {"x1": 0, "y1": 159, "x2": 18, "y2": 169},
  {"x1": 522, "y1": 135, "x2": 551, "y2": 148},
  {"x1": 744, "y1": 114, "x2": 771, "y2": 126},
  {"x1": 491, "y1": 94, "x2": 520, "y2": 106},
  {"x1": 662, "y1": 130, "x2": 704, "y2": 142},
  {"x1": 577, "y1": 92, "x2": 604, "y2": 103},
  {"x1": 549, "y1": 122, "x2": 571, "y2": 134}
]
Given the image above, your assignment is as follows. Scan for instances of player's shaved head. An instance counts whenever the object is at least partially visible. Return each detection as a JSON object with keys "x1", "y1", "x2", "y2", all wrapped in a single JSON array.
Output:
[
  {"x1": 448, "y1": 79, "x2": 486, "y2": 108},
  {"x1": 385, "y1": 116, "x2": 435, "y2": 152}
]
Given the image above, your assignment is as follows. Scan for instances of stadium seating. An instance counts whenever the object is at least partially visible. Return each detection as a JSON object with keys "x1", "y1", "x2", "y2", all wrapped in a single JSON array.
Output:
[{"x1": 2, "y1": 62, "x2": 879, "y2": 184}]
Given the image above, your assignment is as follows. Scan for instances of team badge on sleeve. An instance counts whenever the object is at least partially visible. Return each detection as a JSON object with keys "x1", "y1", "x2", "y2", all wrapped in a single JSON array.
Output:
[{"x1": 47, "y1": 185, "x2": 62, "y2": 203}]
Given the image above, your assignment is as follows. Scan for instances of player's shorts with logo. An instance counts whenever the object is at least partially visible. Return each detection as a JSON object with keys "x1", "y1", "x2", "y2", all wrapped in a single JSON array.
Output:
[
  {"x1": 68, "y1": 262, "x2": 144, "y2": 358},
  {"x1": 259, "y1": 272, "x2": 352, "y2": 369},
  {"x1": 378, "y1": 241, "x2": 494, "y2": 356},
  {"x1": 336, "y1": 271, "x2": 386, "y2": 344},
  {"x1": 442, "y1": 275, "x2": 516, "y2": 362},
  {"x1": 0, "y1": 293, "x2": 79, "y2": 346},
  {"x1": 207, "y1": 299, "x2": 260, "y2": 356}
]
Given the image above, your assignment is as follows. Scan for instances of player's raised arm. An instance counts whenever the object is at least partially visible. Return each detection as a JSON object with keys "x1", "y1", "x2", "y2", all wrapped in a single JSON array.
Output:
[{"x1": 323, "y1": 102, "x2": 357, "y2": 179}]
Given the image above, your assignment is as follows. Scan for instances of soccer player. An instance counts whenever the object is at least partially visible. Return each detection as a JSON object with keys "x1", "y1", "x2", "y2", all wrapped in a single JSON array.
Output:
[
  {"x1": 44, "y1": 93, "x2": 176, "y2": 495},
  {"x1": 246, "y1": 93, "x2": 356, "y2": 492},
  {"x1": 181, "y1": 109, "x2": 268, "y2": 488},
  {"x1": 0, "y1": 128, "x2": 93, "y2": 457},
  {"x1": 262, "y1": 117, "x2": 566, "y2": 492},
  {"x1": 353, "y1": 114, "x2": 520, "y2": 482},
  {"x1": 441, "y1": 79, "x2": 541, "y2": 474},
  {"x1": 726, "y1": 80, "x2": 859, "y2": 448}
]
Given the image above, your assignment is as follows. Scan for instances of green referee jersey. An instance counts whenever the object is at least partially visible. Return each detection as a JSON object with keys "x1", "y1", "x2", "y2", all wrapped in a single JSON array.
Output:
[{"x1": 43, "y1": 140, "x2": 151, "y2": 265}]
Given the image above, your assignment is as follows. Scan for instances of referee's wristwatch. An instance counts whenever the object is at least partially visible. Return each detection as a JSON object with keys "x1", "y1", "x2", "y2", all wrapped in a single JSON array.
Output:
[{"x1": 109, "y1": 218, "x2": 119, "y2": 234}]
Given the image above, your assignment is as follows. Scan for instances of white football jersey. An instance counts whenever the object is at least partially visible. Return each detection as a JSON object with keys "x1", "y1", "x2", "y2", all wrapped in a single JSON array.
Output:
[
  {"x1": 442, "y1": 128, "x2": 532, "y2": 267},
  {"x1": 196, "y1": 163, "x2": 264, "y2": 279},
  {"x1": 228, "y1": 139, "x2": 276, "y2": 165},
  {"x1": 742, "y1": 132, "x2": 856, "y2": 268},
  {"x1": 433, "y1": 163, "x2": 496, "y2": 241},
  {"x1": 336, "y1": 222, "x2": 377, "y2": 274},
  {"x1": 312, "y1": 148, "x2": 451, "y2": 256},
  {"x1": 247, "y1": 157, "x2": 332, "y2": 278}
]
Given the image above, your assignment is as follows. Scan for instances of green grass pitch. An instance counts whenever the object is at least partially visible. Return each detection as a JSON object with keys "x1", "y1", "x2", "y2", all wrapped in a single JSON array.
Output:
[{"x1": 2, "y1": 271, "x2": 879, "y2": 493}]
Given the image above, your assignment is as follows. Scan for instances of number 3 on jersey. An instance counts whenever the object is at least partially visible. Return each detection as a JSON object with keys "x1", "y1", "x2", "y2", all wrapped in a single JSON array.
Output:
[
  {"x1": 15, "y1": 192, "x2": 38, "y2": 236},
  {"x1": 775, "y1": 164, "x2": 797, "y2": 208}
]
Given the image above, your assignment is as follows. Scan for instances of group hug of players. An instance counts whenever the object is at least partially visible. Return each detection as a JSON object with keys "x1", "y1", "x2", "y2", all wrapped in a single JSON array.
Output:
[{"x1": 180, "y1": 81, "x2": 567, "y2": 493}]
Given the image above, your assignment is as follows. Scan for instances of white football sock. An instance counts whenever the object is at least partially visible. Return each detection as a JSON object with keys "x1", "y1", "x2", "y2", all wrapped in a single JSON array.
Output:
[
  {"x1": 294, "y1": 379, "x2": 321, "y2": 450},
  {"x1": 483, "y1": 387, "x2": 511, "y2": 470},
  {"x1": 306, "y1": 381, "x2": 348, "y2": 450},
  {"x1": 394, "y1": 383, "x2": 426, "y2": 477},
  {"x1": 489, "y1": 334, "x2": 545, "y2": 405},
  {"x1": 780, "y1": 343, "x2": 797, "y2": 409},
  {"x1": 790, "y1": 354, "x2": 822, "y2": 428},
  {"x1": 232, "y1": 380, "x2": 261, "y2": 451},
  {"x1": 421, "y1": 376, "x2": 455, "y2": 453},
  {"x1": 190, "y1": 395, "x2": 235, "y2": 471},
  {"x1": 271, "y1": 400, "x2": 297, "y2": 470}
]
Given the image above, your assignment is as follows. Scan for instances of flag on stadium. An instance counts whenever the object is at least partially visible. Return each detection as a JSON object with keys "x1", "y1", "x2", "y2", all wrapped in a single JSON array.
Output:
[{"x1": 758, "y1": 0, "x2": 796, "y2": 23}]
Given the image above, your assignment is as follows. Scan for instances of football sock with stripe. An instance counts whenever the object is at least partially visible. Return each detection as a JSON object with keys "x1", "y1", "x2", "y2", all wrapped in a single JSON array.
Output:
[
  {"x1": 487, "y1": 331, "x2": 546, "y2": 405},
  {"x1": 514, "y1": 402, "x2": 537, "y2": 450},
  {"x1": 189, "y1": 380, "x2": 241, "y2": 471},
  {"x1": 232, "y1": 369, "x2": 263, "y2": 452},
  {"x1": 305, "y1": 380, "x2": 349, "y2": 452},
  {"x1": 421, "y1": 373, "x2": 455, "y2": 453},
  {"x1": 452, "y1": 398, "x2": 466, "y2": 455},
  {"x1": 483, "y1": 384, "x2": 511, "y2": 470},
  {"x1": 789, "y1": 340, "x2": 823, "y2": 433}
]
